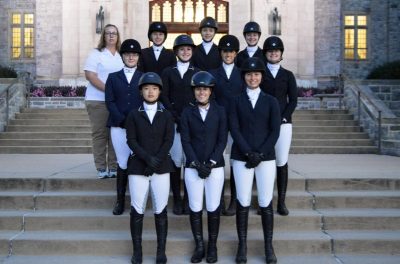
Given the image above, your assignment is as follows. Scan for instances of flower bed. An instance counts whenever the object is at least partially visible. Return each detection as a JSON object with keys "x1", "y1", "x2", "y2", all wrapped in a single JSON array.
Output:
[{"x1": 30, "y1": 86, "x2": 86, "y2": 97}]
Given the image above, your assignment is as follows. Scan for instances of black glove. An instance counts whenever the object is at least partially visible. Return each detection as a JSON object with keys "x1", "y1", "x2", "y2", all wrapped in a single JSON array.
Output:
[
  {"x1": 147, "y1": 156, "x2": 162, "y2": 171},
  {"x1": 245, "y1": 152, "x2": 263, "y2": 169},
  {"x1": 143, "y1": 167, "x2": 154, "y2": 177},
  {"x1": 197, "y1": 164, "x2": 212, "y2": 179},
  {"x1": 119, "y1": 118, "x2": 126, "y2": 129}
]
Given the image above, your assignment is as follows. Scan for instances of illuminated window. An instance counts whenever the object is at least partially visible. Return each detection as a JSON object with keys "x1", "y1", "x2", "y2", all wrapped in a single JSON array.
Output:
[
  {"x1": 206, "y1": 1, "x2": 215, "y2": 18},
  {"x1": 163, "y1": 1, "x2": 172, "y2": 22},
  {"x1": 217, "y1": 4, "x2": 226, "y2": 22},
  {"x1": 11, "y1": 12, "x2": 34, "y2": 59},
  {"x1": 174, "y1": 0, "x2": 183, "y2": 22},
  {"x1": 152, "y1": 4, "x2": 161, "y2": 21},
  {"x1": 344, "y1": 15, "x2": 367, "y2": 60},
  {"x1": 195, "y1": 0, "x2": 204, "y2": 22}
]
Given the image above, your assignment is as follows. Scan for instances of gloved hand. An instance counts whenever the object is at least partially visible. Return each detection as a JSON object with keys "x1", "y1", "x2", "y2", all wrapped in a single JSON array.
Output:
[
  {"x1": 245, "y1": 152, "x2": 263, "y2": 169},
  {"x1": 119, "y1": 118, "x2": 126, "y2": 129},
  {"x1": 189, "y1": 161, "x2": 211, "y2": 179},
  {"x1": 143, "y1": 167, "x2": 154, "y2": 177},
  {"x1": 147, "y1": 156, "x2": 162, "y2": 171}
]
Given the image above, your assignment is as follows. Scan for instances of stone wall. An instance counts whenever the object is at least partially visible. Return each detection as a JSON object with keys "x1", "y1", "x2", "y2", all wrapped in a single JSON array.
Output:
[
  {"x1": 368, "y1": 81, "x2": 400, "y2": 117},
  {"x1": 29, "y1": 97, "x2": 86, "y2": 109},
  {"x1": 0, "y1": 82, "x2": 27, "y2": 132}
]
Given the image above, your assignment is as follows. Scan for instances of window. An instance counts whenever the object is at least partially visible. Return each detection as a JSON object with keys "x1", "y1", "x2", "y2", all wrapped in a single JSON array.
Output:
[
  {"x1": 11, "y1": 12, "x2": 35, "y2": 60},
  {"x1": 150, "y1": 0, "x2": 229, "y2": 48},
  {"x1": 344, "y1": 15, "x2": 367, "y2": 60}
]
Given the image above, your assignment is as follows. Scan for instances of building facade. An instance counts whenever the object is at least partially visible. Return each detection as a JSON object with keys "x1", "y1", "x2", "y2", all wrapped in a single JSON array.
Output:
[{"x1": 0, "y1": 0, "x2": 399, "y2": 87}]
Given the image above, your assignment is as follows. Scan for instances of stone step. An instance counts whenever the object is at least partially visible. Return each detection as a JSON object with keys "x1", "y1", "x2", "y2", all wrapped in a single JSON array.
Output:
[
  {"x1": 0, "y1": 139, "x2": 92, "y2": 147},
  {"x1": 306, "y1": 178, "x2": 400, "y2": 191},
  {"x1": 0, "y1": 146, "x2": 92, "y2": 154},
  {"x1": 292, "y1": 139, "x2": 374, "y2": 147},
  {"x1": 293, "y1": 132, "x2": 369, "y2": 139},
  {"x1": 17, "y1": 209, "x2": 321, "y2": 232},
  {"x1": 22, "y1": 108, "x2": 87, "y2": 114},
  {"x1": 9, "y1": 119, "x2": 91, "y2": 126},
  {"x1": 293, "y1": 126, "x2": 361, "y2": 133},
  {"x1": 336, "y1": 254, "x2": 400, "y2": 264},
  {"x1": 15, "y1": 113, "x2": 89, "y2": 119},
  {"x1": 329, "y1": 230, "x2": 400, "y2": 254},
  {"x1": 294, "y1": 110, "x2": 349, "y2": 115},
  {"x1": 290, "y1": 146, "x2": 378, "y2": 154},
  {"x1": 294, "y1": 120, "x2": 358, "y2": 126},
  {"x1": 293, "y1": 114, "x2": 353, "y2": 120},
  {"x1": 8, "y1": 230, "x2": 331, "y2": 256},
  {"x1": 1, "y1": 254, "x2": 341, "y2": 264},
  {"x1": 320, "y1": 209, "x2": 400, "y2": 230},
  {"x1": 5, "y1": 125, "x2": 91, "y2": 132},
  {"x1": 0, "y1": 132, "x2": 92, "y2": 139}
]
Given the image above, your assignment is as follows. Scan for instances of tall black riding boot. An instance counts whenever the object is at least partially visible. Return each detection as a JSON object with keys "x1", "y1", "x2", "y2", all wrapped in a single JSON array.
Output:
[
  {"x1": 224, "y1": 168, "x2": 237, "y2": 216},
  {"x1": 130, "y1": 207, "x2": 144, "y2": 264},
  {"x1": 113, "y1": 166, "x2": 128, "y2": 215},
  {"x1": 190, "y1": 210, "x2": 205, "y2": 263},
  {"x1": 182, "y1": 178, "x2": 190, "y2": 215},
  {"x1": 260, "y1": 202, "x2": 277, "y2": 264},
  {"x1": 277, "y1": 163, "x2": 289, "y2": 216},
  {"x1": 155, "y1": 207, "x2": 168, "y2": 264},
  {"x1": 206, "y1": 207, "x2": 220, "y2": 263},
  {"x1": 235, "y1": 201, "x2": 250, "y2": 263},
  {"x1": 170, "y1": 167, "x2": 183, "y2": 215}
]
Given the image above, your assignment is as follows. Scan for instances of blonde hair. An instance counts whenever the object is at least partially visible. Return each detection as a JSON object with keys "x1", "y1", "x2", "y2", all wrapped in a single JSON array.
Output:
[{"x1": 96, "y1": 24, "x2": 121, "y2": 51}]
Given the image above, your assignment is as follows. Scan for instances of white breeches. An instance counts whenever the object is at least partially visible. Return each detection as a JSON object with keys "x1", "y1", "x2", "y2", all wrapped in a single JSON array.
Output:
[
  {"x1": 275, "y1": 124, "x2": 292, "y2": 167},
  {"x1": 184, "y1": 167, "x2": 224, "y2": 212},
  {"x1": 232, "y1": 160, "x2": 276, "y2": 207},
  {"x1": 128, "y1": 173, "x2": 170, "y2": 214},
  {"x1": 110, "y1": 127, "x2": 132, "y2": 170}
]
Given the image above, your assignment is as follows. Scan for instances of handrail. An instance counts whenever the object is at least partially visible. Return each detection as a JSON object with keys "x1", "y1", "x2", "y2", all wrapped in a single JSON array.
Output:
[{"x1": 342, "y1": 73, "x2": 382, "y2": 153}]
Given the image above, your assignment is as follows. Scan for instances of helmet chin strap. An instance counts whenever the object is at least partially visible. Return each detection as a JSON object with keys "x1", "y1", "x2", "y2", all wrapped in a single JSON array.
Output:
[{"x1": 196, "y1": 100, "x2": 209, "y2": 106}]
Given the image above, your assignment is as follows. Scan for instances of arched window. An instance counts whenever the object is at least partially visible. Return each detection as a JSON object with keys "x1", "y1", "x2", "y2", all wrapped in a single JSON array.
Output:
[{"x1": 149, "y1": 0, "x2": 229, "y2": 48}]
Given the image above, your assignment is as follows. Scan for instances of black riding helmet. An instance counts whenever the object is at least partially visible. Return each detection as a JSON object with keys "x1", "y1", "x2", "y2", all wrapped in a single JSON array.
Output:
[
  {"x1": 241, "y1": 57, "x2": 266, "y2": 75},
  {"x1": 218, "y1": 35, "x2": 240, "y2": 52},
  {"x1": 138, "y1": 72, "x2": 163, "y2": 90},
  {"x1": 263, "y1": 36, "x2": 284, "y2": 53},
  {"x1": 147, "y1": 22, "x2": 168, "y2": 41},
  {"x1": 120, "y1": 39, "x2": 142, "y2": 55},
  {"x1": 199, "y1": 16, "x2": 218, "y2": 31},
  {"x1": 243, "y1": 21, "x2": 261, "y2": 36},
  {"x1": 191, "y1": 71, "x2": 216, "y2": 89},
  {"x1": 173, "y1": 34, "x2": 196, "y2": 51}
]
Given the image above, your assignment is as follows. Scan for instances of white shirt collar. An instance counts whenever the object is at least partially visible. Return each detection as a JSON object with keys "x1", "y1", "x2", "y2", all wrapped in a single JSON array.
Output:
[
  {"x1": 144, "y1": 102, "x2": 157, "y2": 111},
  {"x1": 246, "y1": 87, "x2": 261, "y2": 98},
  {"x1": 202, "y1": 41, "x2": 213, "y2": 54},
  {"x1": 223, "y1": 62, "x2": 234, "y2": 78},
  {"x1": 124, "y1": 66, "x2": 136, "y2": 73},
  {"x1": 246, "y1": 46, "x2": 258, "y2": 53},
  {"x1": 152, "y1": 45, "x2": 163, "y2": 52}
]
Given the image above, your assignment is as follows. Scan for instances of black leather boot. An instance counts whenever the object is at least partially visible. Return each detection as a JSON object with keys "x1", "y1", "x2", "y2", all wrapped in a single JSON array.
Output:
[
  {"x1": 260, "y1": 202, "x2": 277, "y2": 264},
  {"x1": 170, "y1": 168, "x2": 183, "y2": 215},
  {"x1": 206, "y1": 207, "x2": 220, "y2": 263},
  {"x1": 113, "y1": 167, "x2": 128, "y2": 215},
  {"x1": 235, "y1": 201, "x2": 250, "y2": 263},
  {"x1": 155, "y1": 207, "x2": 168, "y2": 264},
  {"x1": 190, "y1": 210, "x2": 205, "y2": 263},
  {"x1": 224, "y1": 168, "x2": 236, "y2": 216},
  {"x1": 277, "y1": 163, "x2": 289, "y2": 216},
  {"x1": 182, "y1": 180, "x2": 190, "y2": 215},
  {"x1": 130, "y1": 207, "x2": 144, "y2": 264}
]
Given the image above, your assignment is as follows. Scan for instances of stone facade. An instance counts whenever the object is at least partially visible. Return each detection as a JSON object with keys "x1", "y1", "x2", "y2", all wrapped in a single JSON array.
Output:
[
  {"x1": 29, "y1": 97, "x2": 85, "y2": 109},
  {"x1": 0, "y1": 82, "x2": 27, "y2": 132},
  {"x1": 368, "y1": 81, "x2": 400, "y2": 117}
]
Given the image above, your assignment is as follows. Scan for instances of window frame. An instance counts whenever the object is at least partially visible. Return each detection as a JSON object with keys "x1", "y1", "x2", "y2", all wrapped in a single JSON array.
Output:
[
  {"x1": 343, "y1": 13, "x2": 368, "y2": 61},
  {"x1": 10, "y1": 11, "x2": 35, "y2": 61}
]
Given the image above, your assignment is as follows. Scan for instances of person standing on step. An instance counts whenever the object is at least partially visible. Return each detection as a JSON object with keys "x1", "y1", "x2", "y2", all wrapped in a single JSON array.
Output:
[
  {"x1": 180, "y1": 71, "x2": 228, "y2": 263},
  {"x1": 192, "y1": 17, "x2": 221, "y2": 71},
  {"x1": 84, "y1": 24, "x2": 123, "y2": 179},
  {"x1": 210, "y1": 35, "x2": 245, "y2": 217},
  {"x1": 229, "y1": 57, "x2": 280, "y2": 264},
  {"x1": 236, "y1": 21, "x2": 266, "y2": 68},
  {"x1": 161, "y1": 35, "x2": 200, "y2": 215},
  {"x1": 126, "y1": 72, "x2": 175, "y2": 264},
  {"x1": 105, "y1": 39, "x2": 143, "y2": 216},
  {"x1": 261, "y1": 36, "x2": 297, "y2": 216},
  {"x1": 138, "y1": 22, "x2": 176, "y2": 76}
]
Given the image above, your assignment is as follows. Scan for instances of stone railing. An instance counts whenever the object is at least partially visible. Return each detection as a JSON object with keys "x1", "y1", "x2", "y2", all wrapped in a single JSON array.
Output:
[{"x1": 344, "y1": 78, "x2": 400, "y2": 156}]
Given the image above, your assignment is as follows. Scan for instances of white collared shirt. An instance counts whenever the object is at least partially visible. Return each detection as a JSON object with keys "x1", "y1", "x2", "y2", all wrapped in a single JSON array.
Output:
[
  {"x1": 246, "y1": 46, "x2": 258, "y2": 58},
  {"x1": 144, "y1": 102, "x2": 157, "y2": 124},
  {"x1": 177, "y1": 61, "x2": 190, "y2": 78},
  {"x1": 246, "y1": 87, "x2": 261, "y2": 108},
  {"x1": 267, "y1": 63, "x2": 280, "y2": 78},
  {"x1": 202, "y1": 41, "x2": 213, "y2": 55},
  {"x1": 198, "y1": 104, "x2": 210, "y2": 121},
  {"x1": 152, "y1": 45, "x2": 163, "y2": 61},
  {"x1": 124, "y1": 66, "x2": 136, "y2": 83},
  {"x1": 223, "y1": 62, "x2": 234, "y2": 79}
]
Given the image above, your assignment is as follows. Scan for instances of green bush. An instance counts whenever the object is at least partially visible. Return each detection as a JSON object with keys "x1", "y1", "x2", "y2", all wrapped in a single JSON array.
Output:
[
  {"x1": 367, "y1": 60, "x2": 400, "y2": 79},
  {"x1": 0, "y1": 65, "x2": 18, "y2": 78}
]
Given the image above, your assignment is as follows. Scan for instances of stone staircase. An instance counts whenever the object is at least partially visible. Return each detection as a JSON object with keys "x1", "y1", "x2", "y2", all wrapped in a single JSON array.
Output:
[
  {"x1": 0, "y1": 108, "x2": 378, "y2": 154},
  {"x1": 0, "y1": 155, "x2": 399, "y2": 263}
]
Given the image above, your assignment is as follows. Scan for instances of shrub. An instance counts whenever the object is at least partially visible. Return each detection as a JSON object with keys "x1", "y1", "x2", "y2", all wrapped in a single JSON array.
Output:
[
  {"x1": 30, "y1": 86, "x2": 86, "y2": 97},
  {"x1": 297, "y1": 86, "x2": 339, "y2": 97},
  {"x1": 0, "y1": 65, "x2": 18, "y2": 78},
  {"x1": 367, "y1": 60, "x2": 400, "y2": 79}
]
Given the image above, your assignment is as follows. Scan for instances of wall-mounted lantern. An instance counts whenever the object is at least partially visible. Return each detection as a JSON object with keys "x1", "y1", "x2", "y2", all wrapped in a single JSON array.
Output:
[
  {"x1": 269, "y1": 7, "x2": 281, "y2": 35},
  {"x1": 96, "y1": 6, "x2": 104, "y2": 34}
]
